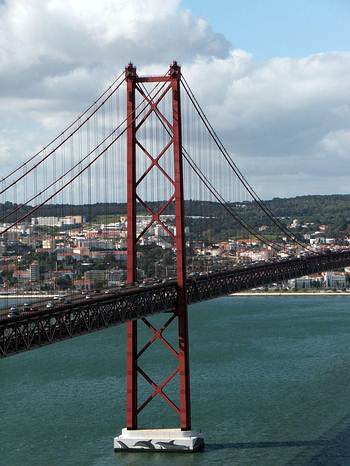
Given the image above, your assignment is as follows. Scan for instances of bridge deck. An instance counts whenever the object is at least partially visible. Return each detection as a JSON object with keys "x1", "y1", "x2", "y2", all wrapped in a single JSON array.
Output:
[{"x1": 1, "y1": 250, "x2": 350, "y2": 358}]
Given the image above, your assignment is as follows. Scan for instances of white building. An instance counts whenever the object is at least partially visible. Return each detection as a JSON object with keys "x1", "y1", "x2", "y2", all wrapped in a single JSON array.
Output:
[{"x1": 324, "y1": 272, "x2": 346, "y2": 289}]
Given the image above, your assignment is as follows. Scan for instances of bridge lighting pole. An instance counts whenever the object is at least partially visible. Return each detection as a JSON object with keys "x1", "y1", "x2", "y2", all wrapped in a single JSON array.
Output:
[{"x1": 114, "y1": 62, "x2": 204, "y2": 452}]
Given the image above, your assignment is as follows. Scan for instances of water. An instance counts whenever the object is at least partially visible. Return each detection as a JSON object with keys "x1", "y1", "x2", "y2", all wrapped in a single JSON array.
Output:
[{"x1": 2, "y1": 296, "x2": 350, "y2": 465}]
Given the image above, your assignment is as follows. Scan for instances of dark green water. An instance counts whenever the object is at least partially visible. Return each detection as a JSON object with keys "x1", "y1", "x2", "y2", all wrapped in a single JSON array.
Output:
[{"x1": 2, "y1": 296, "x2": 350, "y2": 466}]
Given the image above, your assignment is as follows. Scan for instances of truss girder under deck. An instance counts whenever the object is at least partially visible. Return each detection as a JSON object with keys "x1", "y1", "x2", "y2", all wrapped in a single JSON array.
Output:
[{"x1": 2, "y1": 251, "x2": 350, "y2": 358}]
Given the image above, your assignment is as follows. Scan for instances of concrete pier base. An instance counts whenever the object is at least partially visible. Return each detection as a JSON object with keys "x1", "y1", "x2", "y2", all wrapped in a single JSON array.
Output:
[{"x1": 114, "y1": 428, "x2": 204, "y2": 452}]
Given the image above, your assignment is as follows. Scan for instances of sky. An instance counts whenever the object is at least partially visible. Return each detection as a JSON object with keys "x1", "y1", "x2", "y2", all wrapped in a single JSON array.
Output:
[
  {"x1": 1, "y1": 0, "x2": 350, "y2": 200},
  {"x1": 183, "y1": 0, "x2": 350, "y2": 61}
]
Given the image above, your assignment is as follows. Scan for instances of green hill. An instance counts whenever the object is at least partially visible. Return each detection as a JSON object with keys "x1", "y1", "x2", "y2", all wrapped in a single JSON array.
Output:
[{"x1": 1, "y1": 194, "x2": 350, "y2": 241}]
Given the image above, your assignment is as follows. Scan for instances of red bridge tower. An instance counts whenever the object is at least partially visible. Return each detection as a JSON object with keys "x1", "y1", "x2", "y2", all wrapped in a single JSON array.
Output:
[{"x1": 114, "y1": 62, "x2": 204, "y2": 452}]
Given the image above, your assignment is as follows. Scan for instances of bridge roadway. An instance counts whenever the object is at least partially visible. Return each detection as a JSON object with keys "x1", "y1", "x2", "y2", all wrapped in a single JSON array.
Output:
[{"x1": 1, "y1": 249, "x2": 350, "y2": 358}]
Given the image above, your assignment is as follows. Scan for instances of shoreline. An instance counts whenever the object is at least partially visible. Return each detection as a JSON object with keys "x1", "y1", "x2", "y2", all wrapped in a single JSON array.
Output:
[{"x1": 232, "y1": 291, "x2": 350, "y2": 296}]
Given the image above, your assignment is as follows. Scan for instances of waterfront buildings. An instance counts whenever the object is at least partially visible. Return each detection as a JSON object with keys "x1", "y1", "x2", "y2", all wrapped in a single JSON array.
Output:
[{"x1": 0, "y1": 213, "x2": 349, "y2": 293}]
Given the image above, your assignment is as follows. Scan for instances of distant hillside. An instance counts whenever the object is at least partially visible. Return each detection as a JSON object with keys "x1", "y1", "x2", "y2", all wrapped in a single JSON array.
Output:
[
  {"x1": 266, "y1": 194, "x2": 350, "y2": 221},
  {"x1": 264, "y1": 195, "x2": 350, "y2": 235},
  {"x1": 1, "y1": 194, "x2": 349, "y2": 240}
]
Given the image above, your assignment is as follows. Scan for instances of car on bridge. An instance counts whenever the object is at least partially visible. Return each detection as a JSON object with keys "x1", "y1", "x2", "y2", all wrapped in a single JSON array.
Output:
[
  {"x1": 22, "y1": 303, "x2": 34, "y2": 313},
  {"x1": 7, "y1": 306, "x2": 20, "y2": 318}
]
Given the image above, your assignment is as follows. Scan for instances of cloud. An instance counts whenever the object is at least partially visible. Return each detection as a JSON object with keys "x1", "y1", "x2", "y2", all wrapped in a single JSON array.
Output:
[
  {"x1": 185, "y1": 52, "x2": 350, "y2": 150},
  {"x1": 0, "y1": 0, "x2": 349, "y2": 199},
  {"x1": 0, "y1": 0, "x2": 229, "y2": 97},
  {"x1": 0, "y1": 0, "x2": 230, "y2": 173},
  {"x1": 320, "y1": 129, "x2": 350, "y2": 158},
  {"x1": 183, "y1": 51, "x2": 350, "y2": 197}
]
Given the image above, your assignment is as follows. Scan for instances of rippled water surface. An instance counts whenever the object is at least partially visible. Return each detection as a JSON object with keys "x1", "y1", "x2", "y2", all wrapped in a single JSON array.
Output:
[{"x1": 2, "y1": 296, "x2": 350, "y2": 465}]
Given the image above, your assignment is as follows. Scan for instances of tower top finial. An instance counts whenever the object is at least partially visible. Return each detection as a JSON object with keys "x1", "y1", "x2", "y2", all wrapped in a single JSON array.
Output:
[
  {"x1": 169, "y1": 60, "x2": 181, "y2": 77},
  {"x1": 125, "y1": 62, "x2": 137, "y2": 78}
]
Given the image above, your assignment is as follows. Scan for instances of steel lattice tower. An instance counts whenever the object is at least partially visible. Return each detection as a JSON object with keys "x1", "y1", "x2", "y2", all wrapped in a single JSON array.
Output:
[{"x1": 114, "y1": 62, "x2": 203, "y2": 452}]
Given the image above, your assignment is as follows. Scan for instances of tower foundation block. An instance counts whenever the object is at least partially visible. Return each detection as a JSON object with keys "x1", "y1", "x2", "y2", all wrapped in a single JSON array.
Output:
[{"x1": 114, "y1": 428, "x2": 204, "y2": 452}]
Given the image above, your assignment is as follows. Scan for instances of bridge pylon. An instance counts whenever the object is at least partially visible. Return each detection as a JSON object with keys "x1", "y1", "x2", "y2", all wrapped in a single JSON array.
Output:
[{"x1": 114, "y1": 62, "x2": 204, "y2": 452}]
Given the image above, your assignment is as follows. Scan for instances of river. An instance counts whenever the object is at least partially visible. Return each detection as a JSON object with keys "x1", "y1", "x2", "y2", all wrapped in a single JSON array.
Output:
[{"x1": 2, "y1": 296, "x2": 350, "y2": 465}]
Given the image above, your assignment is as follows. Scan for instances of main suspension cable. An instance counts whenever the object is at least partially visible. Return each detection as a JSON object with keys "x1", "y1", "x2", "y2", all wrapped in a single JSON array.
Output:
[
  {"x1": 0, "y1": 77, "x2": 170, "y2": 234},
  {"x1": 0, "y1": 78, "x2": 169, "y2": 223},
  {"x1": 137, "y1": 80, "x2": 282, "y2": 251},
  {"x1": 180, "y1": 75, "x2": 313, "y2": 252},
  {"x1": 1, "y1": 70, "x2": 125, "y2": 184},
  {"x1": 0, "y1": 74, "x2": 126, "y2": 197},
  {"x1": 183, "y1": 149, "x2": 282, "y2": 251}
]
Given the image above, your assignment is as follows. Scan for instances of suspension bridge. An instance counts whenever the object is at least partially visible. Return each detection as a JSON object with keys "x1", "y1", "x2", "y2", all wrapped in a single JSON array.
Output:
[{"x1": 1, "y1": 62, "x2": 349, "y2": 451}]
